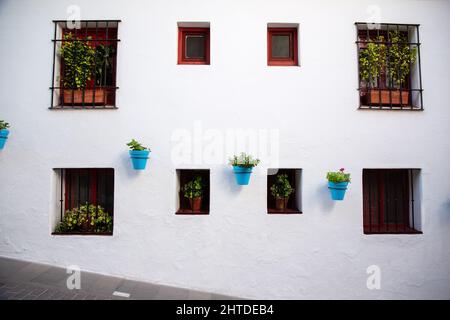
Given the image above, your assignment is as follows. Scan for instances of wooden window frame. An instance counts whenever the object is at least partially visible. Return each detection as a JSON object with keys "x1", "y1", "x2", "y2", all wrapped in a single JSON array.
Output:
[
  {"x1": 267, "y1": 27, "x2": 298, "y2": 66},
  {"x1": 267, "y1": 169, "x2": 302, "y2": 214},
  {"x1": 176, "y1": 169, "x2": 210, "y2": 215},
  {"x1": 178, "y1": 27, "x2": 210, "y2": 65},
  {"x1": 363, "y1": 169, "x2": 421, "y2": 234}
]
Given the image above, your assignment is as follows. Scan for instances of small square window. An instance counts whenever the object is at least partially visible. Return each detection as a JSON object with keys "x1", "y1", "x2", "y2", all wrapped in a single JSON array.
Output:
[
  {"x1": 176, "y1": 169, "x2": 210, "y2": 214},
  {"x1": 178, "y1": 27, "x2": 210, "y2": 65},
  {"x1": 268, "y1": 27, "x2": 298, "y2": 66},
  {"x1": 267, "y1": 169, "x2": 302, "y2": 214}
]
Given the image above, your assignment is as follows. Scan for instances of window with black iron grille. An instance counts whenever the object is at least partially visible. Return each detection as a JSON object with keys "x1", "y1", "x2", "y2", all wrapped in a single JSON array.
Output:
[
  {"x1": 176, "y1": 169, "x2": 210, "y2": 215},
  {"x1": 53, "y1": 168, "x2": 114, "y2": 235},
  {"x1": 356, "y1": 23, "x2": 423, "y2": 110},
  {"x1": 363, "y1": 169, "x2": 422, "y2": 234},
  {"x1": 50, "y1": 20, "x2": 120, "y2": 109}
]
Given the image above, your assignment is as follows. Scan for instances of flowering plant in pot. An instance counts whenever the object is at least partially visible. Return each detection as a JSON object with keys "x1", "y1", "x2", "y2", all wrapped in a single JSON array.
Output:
[
  {"x1": 229, "y1": 152, "x2": 260, "y2": 185},
  {"x1": 0, "y1": 120, "x2": 10, "y2": 150},
  {"x1": 127, "y1": 139, "x2": 151, "y2": 170},
  {"x1": 182, "y1": 176, "x2": 204, "y2": 212},
  {"x1": 270, "y1": 174, "x2": 294, "y2": 210},
  {"x1": 326, "y1": 168, "x2": 351, "y2": 200},
  {"x1": 54, "y1": 204, "x2": 113, "y2": 234}
]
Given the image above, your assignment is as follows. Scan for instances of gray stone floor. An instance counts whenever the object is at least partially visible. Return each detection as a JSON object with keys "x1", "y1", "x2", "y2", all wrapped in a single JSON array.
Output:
[{"x1": 0, "y1": 256, "x2": 240, "y2": 300}]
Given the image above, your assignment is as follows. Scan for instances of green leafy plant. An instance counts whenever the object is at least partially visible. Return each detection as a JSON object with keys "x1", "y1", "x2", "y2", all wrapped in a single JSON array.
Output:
[
  {"x1": 55, "y1": 204, "x2": 113, "y2": 233},
  {"x1": 94, "y1": 44, "x2": 115, "y2": 86},
  {"x1": 326, "y1": 168, "x2": 351, "y2": 183},
  {"x1": 229, "y1": 152, "x2": 260, "y2": 168},
  {"x1": 0, "y1": 120, "x2": 10, "y2": 130},
  {"x1": 359, "y1": 35, "x2": 386, "y2": 87},
  {"x1": 127, "y1": 139, "x2": 150, "y2": 151},
  {"x1": 59, "y1": 33, "x2": 96, "y2": 89},
  {"x1": 386, "y1": 30, "x2": 417, "y2": 87},
  {"x1": 270, "y1": 174, "x2": 294, "y2": 199},
  {"x1": 182, "y1": 176, "x2": 203, "y2": 199},
  {"x1": 359, "y1": 31, "x2": 417, "y2": 88}
]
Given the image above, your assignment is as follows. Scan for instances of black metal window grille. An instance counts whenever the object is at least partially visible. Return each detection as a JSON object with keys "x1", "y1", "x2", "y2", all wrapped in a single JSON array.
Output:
[
  {"x1": 363, "y1": 169, "x2": 421, "y2": 234},
  {"x1": 176, "y1": 169, "x2": 210, "y2": 215},
  {"x1": 356, "y1": 22, "x2": 423, "y2": 110},
  {"x1": 50, "y1": 20, "x2": 120, "y2": 109},
  {"x1": 56, "y1": 168, "x2": 114, "y2": 235}
]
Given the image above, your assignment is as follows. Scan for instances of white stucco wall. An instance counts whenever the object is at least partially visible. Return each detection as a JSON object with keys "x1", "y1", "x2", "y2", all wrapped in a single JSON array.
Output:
[{"x1": 0, "y1": 0, "x2": 449, "y2": 299}]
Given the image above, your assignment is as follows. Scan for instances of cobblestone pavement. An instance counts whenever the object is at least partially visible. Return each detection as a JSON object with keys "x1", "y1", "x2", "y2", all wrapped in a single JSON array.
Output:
[{"x1": 0, "y1": 256, "x2": 240, "y2": 300}]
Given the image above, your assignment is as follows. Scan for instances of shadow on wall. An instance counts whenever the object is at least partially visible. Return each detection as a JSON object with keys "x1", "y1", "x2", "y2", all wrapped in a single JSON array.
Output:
[
  {"x1": 441, "y1": 198, "x2": 450, "y2": 224},
  {"x1": 220, "y1": 166, "x2": 243, "y2": 195},
  {"x1": 315, "y1": 183, "x2": 335, "y2": 214},
  {"x1": 120, "y1": 152, "x2": 147, "y2": 178}
]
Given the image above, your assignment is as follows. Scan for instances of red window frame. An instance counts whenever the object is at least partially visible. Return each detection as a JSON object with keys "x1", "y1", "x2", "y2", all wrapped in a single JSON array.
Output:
[
  {"x1": 178, "y1": 27, "x2": 210, "y2": 65},
  {"x1": 267, "y1": 27, "x2": 298, "y2": 66}
]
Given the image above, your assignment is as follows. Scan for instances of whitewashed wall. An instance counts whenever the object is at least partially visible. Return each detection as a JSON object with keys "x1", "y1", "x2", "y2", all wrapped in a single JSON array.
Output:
[{"x1": 0, "y1": 0, "x2": 449, "y2": 299}]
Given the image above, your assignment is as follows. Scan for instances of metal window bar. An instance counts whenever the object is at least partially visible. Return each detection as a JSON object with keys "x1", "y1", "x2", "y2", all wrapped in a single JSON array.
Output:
[
  {"x1": 355, "y1": 22, "x2": 423, "y2": 110},
  {"x1": 49, "y1": 20, "x2": 121, "y2": 110}
]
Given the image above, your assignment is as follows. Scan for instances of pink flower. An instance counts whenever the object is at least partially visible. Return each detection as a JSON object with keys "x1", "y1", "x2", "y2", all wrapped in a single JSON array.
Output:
[{"x1": 339, "y1": 168, "x2": 345, "y2": 172}]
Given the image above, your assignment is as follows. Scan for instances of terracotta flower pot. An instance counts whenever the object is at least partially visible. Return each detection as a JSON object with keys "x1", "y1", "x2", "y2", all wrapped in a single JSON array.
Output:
[
  {"x1": 63, "y1": 88, "x2": 106, "y2": 105},
  {"x1": 189, "y1": 197, "x2": 202, "y2": 212},
  {"x1": 369, "y1": 89, "x2": 409, "y2": 105},
  {"x1": 275, "y1": 197, "x2": 289, "y2": 210}
]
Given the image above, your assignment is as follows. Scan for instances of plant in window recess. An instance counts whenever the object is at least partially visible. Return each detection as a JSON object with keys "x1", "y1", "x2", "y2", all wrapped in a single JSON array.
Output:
[
  {"x1": 229, "y1": 152, "x2": 260, "y2": 185},
  {"x1": 270, "y1": 174, "x2": 294, "y2": 210},
  {"x1": 326, "y1": 168, "x2": 351, "y2": 201},
  {"x1": 0, "y1": 120, "x2": 10, "y2": 150},
  {"x1": 182, "y1": 176, "x2": 204, "y2": 212},
  {"x1": 127, "y1": 139, "x2": 151, "y2": 170},
  {"x1": 94, "y1": 44, "x2": 115, "y2": 87},
  {"x1": 54, "y1": 204, "x2": 113, "y2": 233},
  {"x1": 359, "y1": 30, "x2": 416, "y2": 105},
  {"x1": 60, "y1": 33, "x2": 113, "y2": 105},
  {"x1": 386, "y1": 31, "x2": 417, "y2": 88}
]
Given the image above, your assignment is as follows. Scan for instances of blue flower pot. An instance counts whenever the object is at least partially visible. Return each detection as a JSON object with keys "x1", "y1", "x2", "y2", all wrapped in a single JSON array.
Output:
[
  {"x1": 0, "y1": 129, "x2": 9, "y2": 150},
  {"x1": 233, "y1": 166, "x2": 253, "y2": 185},
  {"x1": 328, "y1": 181, "x2": 349, "y2": 200},
  {"x1": 129, "y1": 150, "x2": 150, "y2": 170}
]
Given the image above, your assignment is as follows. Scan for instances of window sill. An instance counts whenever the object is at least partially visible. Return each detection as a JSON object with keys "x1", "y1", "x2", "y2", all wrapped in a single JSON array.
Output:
[
  {"x1": 49, "y1": 106, "x2": 118, "y2": 110},
  {"x1": 364, "y1": 226, "x2": 422, "y2": 235},
  {"x1": 52, "y1": 232, "x2": 113, "y2": 236},
  {"x1": 175, "y1": 209, "x2": 209, "y2": 215},
  {"x1": 358, "y1": 105, "x2": 423, "y2": 111},
  {"x1": 267, "y1": 63, "x2": 299, "y2": 67},
  {"x1": 267, "y1": 208, "x2": 302, "y2": 214}
]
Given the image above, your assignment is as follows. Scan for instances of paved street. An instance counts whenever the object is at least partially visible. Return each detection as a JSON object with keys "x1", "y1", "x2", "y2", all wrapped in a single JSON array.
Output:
[{"x1": 0, "y1": 257, "x2": 239, "y2": 300}]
